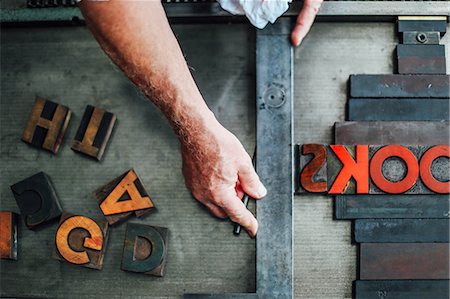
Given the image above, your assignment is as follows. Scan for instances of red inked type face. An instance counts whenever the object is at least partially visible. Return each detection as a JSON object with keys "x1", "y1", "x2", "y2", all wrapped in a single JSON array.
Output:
[{"x1": 298, "y1": 144, "x2": 450, "y2": 195}]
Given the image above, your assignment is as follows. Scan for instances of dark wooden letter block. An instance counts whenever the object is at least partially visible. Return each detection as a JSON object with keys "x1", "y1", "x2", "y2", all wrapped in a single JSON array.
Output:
[
  {"x1": 398, "y1": 16, "x2": 447, "y2": 36},
  {"x1": 397, "y1": 44, "x2": 446, "y2": 74},
  {"x1": 347, "y1": 98, "x2": 449, "y2": 121},
  {"x1": 0, "y1": 211, "x2": 18, "y2": 260},
  {"x1": 354, "y1": 219, "x2": 449, "y2": 243},
  {"x1": 298, "y1": 144, "x2": 327, "y2": 193},
  {"x1": 54, "y1": 213, "x2": 109, "y2": 270},
  {"x1": 72, "y1": 105, "x2": 116, "y2": 161},
  {"x1": 335, "y1": 195, "x2": 450, "y2": 219},
  {"x1": 402, "y1": 31, "x2": 441, "y2": 45},
  {"x1": 360, "y1": 243, "x2": 449, "y2": 280},
  {"x1": 349, "y1": 75, "x2": 450, "y2": 98},
  {"x1": 355, "y1": 280, "x2": 449, "y2": 299},
  {"x1": 10, "y1": 172, "x2": 63, "y2": 229},
  {"x1": 21, "y1": 97, "x2": 71, "y2": 154},
  {"x1": 94, "y1": 169, "x2": 155, "y2": 225},
  {"x1": 121, "y1": 223, "x2": 169, "y2": 276}
]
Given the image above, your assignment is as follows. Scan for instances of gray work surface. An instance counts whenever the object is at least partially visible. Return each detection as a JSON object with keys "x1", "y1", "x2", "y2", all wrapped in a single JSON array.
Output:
[{"x1": 1, "y1": 22, "x2": 449, "y2": 299}]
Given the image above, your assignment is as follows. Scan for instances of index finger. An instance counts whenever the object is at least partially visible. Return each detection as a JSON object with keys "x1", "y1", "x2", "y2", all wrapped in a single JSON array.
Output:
[{"x1": 291, "y1": 0, "x2": 323, "y2": 46}]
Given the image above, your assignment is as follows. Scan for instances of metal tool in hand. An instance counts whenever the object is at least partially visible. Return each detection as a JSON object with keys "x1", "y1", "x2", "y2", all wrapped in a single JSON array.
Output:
[{"x1": 233, "y1": 151, "x2": 256, "y2": 236}]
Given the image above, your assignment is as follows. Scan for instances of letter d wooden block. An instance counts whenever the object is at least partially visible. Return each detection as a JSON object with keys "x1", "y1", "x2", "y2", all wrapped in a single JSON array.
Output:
[
  {"x1": 54, "y1": 213, "x2": 109, "y2": 270},
  {"x1": 94, "y1": 169, "x2": 155, "y2": 225},
  {"x1": 121, "y1": 223, "x2": 169, "y2": 277}
]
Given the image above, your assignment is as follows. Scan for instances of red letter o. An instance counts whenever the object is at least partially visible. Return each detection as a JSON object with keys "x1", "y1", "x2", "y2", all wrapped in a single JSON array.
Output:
[
  {"x1": 420, "y1": 145, "x2": 450, "y2": 194},
  {"x1": 370, "y1": 145, "x2": 419, "y2": 194}
]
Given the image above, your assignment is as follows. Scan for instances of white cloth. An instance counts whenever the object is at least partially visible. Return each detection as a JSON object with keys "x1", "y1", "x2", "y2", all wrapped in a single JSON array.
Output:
[{"x1": 217, "y1": 0, "x2": 292, "y2": 29}]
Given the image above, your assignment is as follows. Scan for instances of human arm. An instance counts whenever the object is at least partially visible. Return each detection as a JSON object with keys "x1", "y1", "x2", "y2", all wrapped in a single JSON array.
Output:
[{"x1": 78, "y1": 0, "x2": 266, "y2": 236}]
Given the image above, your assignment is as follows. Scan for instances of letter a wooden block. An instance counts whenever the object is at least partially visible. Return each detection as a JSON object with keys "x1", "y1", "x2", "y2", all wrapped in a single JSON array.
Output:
[
  {"x1": 0, "y1": 211, "x2": 18, "y2": 260},
  {"x1": 94, "y1": 169, "x2": 155, "y2": 225},
  {"x1": 72, "y1": 105, "x2": 116, "y2": 161},
  {"x1": 10, "y1": 172, "x2": 63, "y2": 229},
  {"x1": 54, "y1": 213, "x2": 109, "y2": 270},
  {"x1": 121, "y1": 223, "x2": 169, "y2": 277},
  {"x1": 21, "y1": 97, "x2": 71, "y2": 154}
]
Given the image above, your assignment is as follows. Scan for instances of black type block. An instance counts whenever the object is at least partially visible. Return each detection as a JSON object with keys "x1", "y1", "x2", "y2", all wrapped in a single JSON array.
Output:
[
  {"x1": 349, "y1": 75, "x2": 450, "y2": 98},
  {"x1": 10, "y1": 172, "x2": 63, "y2": 229},
  {"x1": 347, "y1": 98, "x2": 449, "y2": 121},
  {"x1": 355, "y1": 280, "x2": 450, "y2": 299},
  {"x1": 397, "y1": 44, "x2": 446, "y2": 74},
  {"x1": 334, "y1": 121, "x2": 449, "y2": 145},
  {"x1": 335, "y1": 195, "x2": 449, "y2": 219},
  {"x1": 398, "y1": 18, "x2": 448, "y2": 36},
  {"x1": 354, "y1": 219, "x2": 449, "y2": 243}
]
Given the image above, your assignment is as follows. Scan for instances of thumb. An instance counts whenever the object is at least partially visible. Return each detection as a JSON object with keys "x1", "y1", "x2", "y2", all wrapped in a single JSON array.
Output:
[{"x1": 238, "y1": 163, "x2": 267, "y2": 199}]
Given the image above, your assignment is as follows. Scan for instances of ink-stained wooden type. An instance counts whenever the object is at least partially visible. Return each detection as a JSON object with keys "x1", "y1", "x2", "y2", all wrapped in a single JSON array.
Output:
[
  {"x1": 93, "y1": 169, "x2": 155, "y2": 225},
  {"x1": 54, "y1": 213, "x2": 109, "y2": 270},
  {"x1": 398, "y1": 16, "x2": 448, "y2": 36},
  {"x1": 347, "y1": 98, "x2": 450, "y2": 121},
  {"x1": 335, "y1": 195, "x2": 449, "y2": 219},
  {"x1": 360, "y1": 243, "x2": 449, "y2": 280},
  {"x1": 355, "y1": 280, "x2": 450, "y2": 299},
  {"x1": 334, "y1": 121, "x2": 449, "y2": 145},
  {"x1": 402, "y1": 31, "x2": 441, "y2": 45},
  {"x1": 297, "y1": 144, "x2": 327, "y2": 193},
  {"x1": 369, "y1": 145, "x2": 449, "y2": 195},
  {"x1": 121, "y1": 223, "x2": 169, "y2": 277},
  {"x1": 354, "y1": 219, "x2": 449, "y2": 243},
  {"x1": 21, "y1": 97, "x2": 71, "y2": 154},
  {"x1": 397, "y1": 44, "x2": 446, "y2": 74},
  {"x1": 71, "y1": 105, "x2": 116, "y2": 161},
  {"x1": 349, "y1": 75, "x2": 450, "y2": 98},
  {"x1": 10, "y1": 172, "x2": 63, "y2": 229},
  {"x1": 0, "y1": 211, "x2": 18, "y2": 260}
]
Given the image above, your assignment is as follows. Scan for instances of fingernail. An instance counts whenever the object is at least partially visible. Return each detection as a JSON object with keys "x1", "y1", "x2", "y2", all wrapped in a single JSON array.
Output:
[{"x1": 258, "y1": 184, "x2": 267, "y2": 197}]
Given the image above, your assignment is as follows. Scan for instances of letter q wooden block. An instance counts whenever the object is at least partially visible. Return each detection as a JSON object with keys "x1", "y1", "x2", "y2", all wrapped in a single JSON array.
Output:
[
  {"x1": 0, "y1": 211, "x2": 18, "y2": 260},
  {"x1": 71, "y1": 105, "x2": 116, "y2": 161},
  {"x1": 54, "y1": 213, "x2": 109, "y2": 270},
  {"x1": 94, "y1": 169, "x2": 155, "y2": 225},
  {"x1": 121, "y1": 223, "x2": 169, "y2": 276}
]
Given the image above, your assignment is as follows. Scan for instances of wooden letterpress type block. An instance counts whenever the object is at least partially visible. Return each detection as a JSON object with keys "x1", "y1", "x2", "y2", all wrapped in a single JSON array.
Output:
[
  {"x1": 335, "y1": 195, "x2": 449, "y2": 219},
  {"x1": 354, "y1": 219, "x2": 449, "y2": 243},
  {"x1": 10, "y1": 172, "x2": 63, "y2": 229},
  {"x1": 94, "y1": 169, "x2": 155, "y2": 225},
  {"x1": 0, "y1": 211, "x2": 18, "y2": 260},
  {"x1": 397, "y1": 44, "x2": 446, "y2": 74},
  {"x1": 398, "y1": 16, "x2": 448, "y2": 36},
  {"x1": 297, "y1": 144, "x2": 327, "y2": 193},
  {"x1": 349, "y1": 75, "x2": 450, "y2": 98},
  {"x1": 402, "y1": 31, "x2": 441, "y2": 45},
  {"x1": 334, "y1": 121, "x2": 450, "y2": 145},
  {"x1": 327, "y1": 145, "x2": 369, "y2": 194},
  {"x1": 71, "y1": 105, "x2": 116, "y2": 161},
  {"x1": 54, "y1": 212, "x2": 109, "y2": 270},
  {"x1": 21, "y1": 97, "x2": 71, "y2": 154},
  {"x1": 420, "y1": 145, "x2": 450, "y2": 194},
  {"x1": 121, "y1": 223, "x2": 169, "y2": 276},
  {"x1": 360, "y1": 243, "x2": 449, "y2": 280},
  {"x1": 355, "y1": 280, "x2": 449, "y2": 299},
  {"x1": 347, "y1": 98, "x2": 450, "y2": 121}
]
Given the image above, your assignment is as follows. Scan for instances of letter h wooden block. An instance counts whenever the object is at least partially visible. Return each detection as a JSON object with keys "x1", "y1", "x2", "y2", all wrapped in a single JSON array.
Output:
[
  {"x1": 72, "y1": 105, "x2": 116, "y2": 161},
  {"x1": 94, "y1": 169, "x2": 155, "y2": 225},
  {"x1": 10, "y1": 172, "x2": 63, "y2": 229},
  {"x1": 54, "y1": 212, "x2": 109, "y2": 270},
  {"x1": 0, "y1": 211, "x2": 18, "y2": 260},
  {"x1": 22, "y1": 97, "x2": 71, "y2": 154},
  {"x1": 121, "y1": 223, "x2": 169, "y2": 276}
]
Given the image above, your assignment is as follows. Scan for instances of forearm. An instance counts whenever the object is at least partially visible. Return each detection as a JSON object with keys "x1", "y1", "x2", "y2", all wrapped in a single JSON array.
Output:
[{"x1": 79, "y1": 1, "x2": 219, "y2": 144}]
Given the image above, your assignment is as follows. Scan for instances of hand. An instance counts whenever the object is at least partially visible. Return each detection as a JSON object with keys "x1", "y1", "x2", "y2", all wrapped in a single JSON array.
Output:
[
  {"x1": 291, "y1": 0, "x2": 323, "y2": 46},
  {"x1": 180, "y1": 121, "x2": 267, "y2": 237}
]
